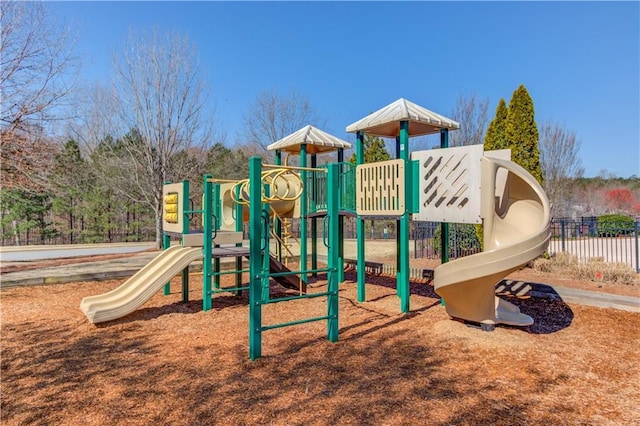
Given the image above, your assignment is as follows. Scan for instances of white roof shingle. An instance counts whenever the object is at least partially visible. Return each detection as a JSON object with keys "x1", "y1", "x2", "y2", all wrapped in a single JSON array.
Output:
[
  {"x1": 266, "y1": 125, "x2": 352, "y2": 154},
  {"x1": 346, "y1": 98, "x2": 459, "y2": 137}
]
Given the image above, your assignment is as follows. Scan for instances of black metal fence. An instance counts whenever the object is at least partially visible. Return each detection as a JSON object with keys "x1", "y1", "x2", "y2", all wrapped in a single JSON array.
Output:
[
  {"x1": 549, "y1": 218, "x2": 639, "y2": 272},
  {"x1": 411, "y1": 218, "x2": 640, "y2": 273}
]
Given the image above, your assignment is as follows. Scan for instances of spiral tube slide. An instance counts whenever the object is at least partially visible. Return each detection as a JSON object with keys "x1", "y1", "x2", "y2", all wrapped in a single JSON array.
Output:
[
  {"x1": 80, "y1": 246, "x2": 203, "y2": 324},
  {"x1": 434, "y1": 156, "x2": 551, "y2": 328}
]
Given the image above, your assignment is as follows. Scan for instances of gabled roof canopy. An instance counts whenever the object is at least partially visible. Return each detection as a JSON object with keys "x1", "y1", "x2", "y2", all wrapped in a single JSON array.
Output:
[
  {"x1": 346, "y1": 98, "x2": 460, "y2": 137},
  {"x1": 266, "y1": 125, "x2": 352, "y2": 154}
]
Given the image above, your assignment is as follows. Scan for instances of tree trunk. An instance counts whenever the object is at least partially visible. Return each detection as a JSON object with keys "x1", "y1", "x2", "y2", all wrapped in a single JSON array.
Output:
[{"x1": 12, "y1": 219, "x2": 20, "y2": 246}]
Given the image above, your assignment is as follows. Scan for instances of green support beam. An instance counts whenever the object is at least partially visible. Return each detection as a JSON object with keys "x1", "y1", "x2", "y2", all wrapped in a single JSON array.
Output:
[
  {"x1": 162, "y1": 232, "x2": 171, "y2": 296},
  {"x1": 274, "y1": 149, "x2": 283, "y2": 262},
  {"x1": 327, "y1": 163, "x2": 340, "y2": 342},
  {"x1": 356, "y1": 131, "x2": 366, "y2": 302},
  {"x1": 337, "y1": 148, "x2": 345, "y2": 283},
  {"x1": 235, "y1": 184, "x2": 243, "y2": 296},
  {"x1": 213, "y1": 183, "x2": 221, "y2": 290},
  {"x1": 249, "y1": 157, "x2": 263, "y2": 360},
  {"x1": 395, "y1": 137, "x2": 401, "y2": 296},
  {"x1": 202, "y1": 175, "x2": 213, "y2": 311},
  {"x1": 311, "y1": 154, "x2": 318, "y2": 277},
  {"x1": 440, "y1": 129, "x2": 450, "y2": 265},
  {"x1": 300, "y1": 144, "x2": 308, "y2": 285},
  {"x1": 399, "y1": 121, "x2": 410, "y2": 313}
]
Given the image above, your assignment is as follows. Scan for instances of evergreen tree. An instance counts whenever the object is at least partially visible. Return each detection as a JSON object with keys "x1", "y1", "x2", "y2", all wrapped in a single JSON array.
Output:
[
  {"x1": 348, "y1": 135, "x2": 391, "y2": 164},
  {"x1": 51, "y1": 139, "x2": 88, "y2": 241},
  {"x1": 504, "y1": 85, "x2": 543, "y2": 184},
  {"x1": 484, "y1": 98, "x2": 508, "y2": 150}
]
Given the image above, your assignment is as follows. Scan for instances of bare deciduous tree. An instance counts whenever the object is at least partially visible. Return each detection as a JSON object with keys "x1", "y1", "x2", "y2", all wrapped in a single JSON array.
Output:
[
  {"x1": 539, "y1": 120, "x2": 584, "y2": 216},
  {"x1": 241, "y1": 89, "x2": 324, "y2": 160},
  {"x1": 0, "y1": 1, "x2": 79, "y2": 132},
  {"x1": 449, "y1": 93, "x2": 489, "y2": 147},
  {"x1": 90, "y1": 28, "x2": 213, "y2": 248}
]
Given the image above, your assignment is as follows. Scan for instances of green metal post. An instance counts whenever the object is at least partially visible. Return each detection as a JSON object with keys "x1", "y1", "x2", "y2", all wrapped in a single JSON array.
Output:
[
  {"x1": 399, "y1": 121, "x2": 410, "y2": 313},
  {"x1": 261, "y1": 184, "x2": 271, "y2": 302},
  {"x1": 440, "y1": 129, "x2": 450, "y2": 265},
  {"x1": 337, "y1": 148, "x2": 345, "y2": 283},
  {"x1": 440, "y1": 129, "x2": 449, "y2": 307},
  {"x1": 300, "y1": 144, "x2": 308, "y2": 285},
  {"x1": 274, "y1": 149, "x2": 282, "y2": 262},
  {"x1": 180, "y1": 180, "x2": 190, "y2": 301},
  {"x1": 395, "y1": 136, "x2": 401, "y2": 296},
  {"x1": 162, "y1": 232, "x2": 171, "y2": 295},
  {"x1": 213, "y1": 184, "x2": 221, "y2": 289},
  {"x1": 311, "y1": 154, "x2": 318, "y2": 277},
  {"x1": 356, "y1": 131, "x2": 366, "y2": 302},
  {"x1": 249, "y1": 157, "x2": 263, "y2": 360},
  {"x1": 235, "y1": 184, "x2": 243, "y2": 295},
  {"x1": 203, "y1": 174, "x2": 213, "y2": 311},
  {"x1": 327, "y1": 163, "x2": 340, "y2": 342}
]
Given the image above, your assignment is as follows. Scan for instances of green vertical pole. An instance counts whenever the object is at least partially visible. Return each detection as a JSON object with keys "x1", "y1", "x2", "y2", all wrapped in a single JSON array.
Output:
[
  {"x1": 235, "y1": 184, "x2": 243, "y2": 295},
  {"x1": 337, "y1": 148, "x2": 345, "y2": 283},
  {"x1": 399, "y1": 121, "x2": 410, "y2": 313},
  {"x1": 440, "y1": 129, "x2": 449, "y2": 308},
  {"x1": 311, "y1": 154, "x2": 318, "y2": 277},
  {"x1": 356, "y1": 131, "x2": 366, "y2": 302},
  {"x1": 395, "y1": 136, "x2": 401, "y2": 296},
  {"x1": 180, "y1": 180, "x2": 190, "y2": 302},
  {"x1": 440, "y1": 129, "x2": 450, "y2": 265},
  {"x1": 261, "y1": 184, "x2": 271, "y2": 302},
  {"x1": 274, "y1": 149, "x2": 283, "y2": 262},
  {"x1": 300, "y1": 144, "x2": 308, "y2": 284},
  {"x1": 213, "y1": 184, "x2": 221, "y2": 289},
  {"x1": 249, "y1": 157, "x2": 263, "y2": 360},
  {"x1": 202, "y1": 175, "x2": 213, "y2": 311},
  {"x1": 162, "y1": 232, "x2": 171, "y2": 295},
  {"x1": 327, "y1": 163, "x2": 339, "y2": 342}
]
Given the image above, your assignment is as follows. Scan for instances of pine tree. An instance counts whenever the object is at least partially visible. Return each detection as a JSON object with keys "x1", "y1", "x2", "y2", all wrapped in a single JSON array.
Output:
[
  {"x1": 504, "y1": 85, "x2": 543, "y2": 184},
  {"x1": 348, "y1": 135, "x2": 391, "y2": 164},
  {"x1": 484, "y1": 98, "x2": 508, "y2": 150}
]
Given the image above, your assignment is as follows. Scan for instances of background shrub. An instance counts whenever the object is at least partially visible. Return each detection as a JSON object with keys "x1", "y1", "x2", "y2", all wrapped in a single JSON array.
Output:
[
  {"x1": 597, "y1": 214, "x2": 635, "y2": 237},
  {"x1": 433, "y1": 223, "x2": 481, "y2": 258}
]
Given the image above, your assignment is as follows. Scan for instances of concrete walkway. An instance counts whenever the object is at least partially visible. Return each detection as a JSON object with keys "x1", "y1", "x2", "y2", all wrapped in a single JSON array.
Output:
[{"x1": 1, "y1": 245, "x2": 638, "y2": 314}]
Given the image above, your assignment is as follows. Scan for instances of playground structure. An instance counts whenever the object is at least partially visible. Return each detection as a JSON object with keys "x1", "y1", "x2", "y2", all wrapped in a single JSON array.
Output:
[{"x1": 81, "y1": 98, "x2": 551, "y2": 359}]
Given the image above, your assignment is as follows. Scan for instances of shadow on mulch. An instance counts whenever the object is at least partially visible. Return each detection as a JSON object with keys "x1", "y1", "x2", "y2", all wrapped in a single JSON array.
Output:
[{"x1": 342, "y1": 269, "x2": 574, "y2": 335}]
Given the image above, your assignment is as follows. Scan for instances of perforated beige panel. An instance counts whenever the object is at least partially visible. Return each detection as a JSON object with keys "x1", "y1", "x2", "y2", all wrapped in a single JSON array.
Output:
[
  {"x1": 412, "y1": 145, "x2": 484, "y2": 224},
  {"x1": 163, "y1": 182, "x2": 185, "y2": 234},
  {"x1": 356, "y1": 159, "x2": 405, "y2": 217}
]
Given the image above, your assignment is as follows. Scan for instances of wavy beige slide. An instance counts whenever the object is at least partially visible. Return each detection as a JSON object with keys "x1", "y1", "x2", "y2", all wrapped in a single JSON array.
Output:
[
  {"x1": 434, "y1": 156, "x2": 551, "y2": 329},
  {"x1": 80, "y1": 245, "x2": 203, "y2": 324}
]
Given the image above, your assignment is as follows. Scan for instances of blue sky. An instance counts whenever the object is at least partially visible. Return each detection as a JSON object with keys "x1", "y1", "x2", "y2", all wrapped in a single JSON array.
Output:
[{"x1": 48, "y1": 1, "x2": 639, "y2": 178}]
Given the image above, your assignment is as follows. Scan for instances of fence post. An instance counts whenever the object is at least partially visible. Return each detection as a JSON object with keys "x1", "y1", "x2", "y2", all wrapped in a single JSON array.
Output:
[
  {"x1": 635, "y1": 220, "x2": 639, "y2": 273},
  {"x1": 561, "y1": 219, "x2": 566, "y2": 252}
]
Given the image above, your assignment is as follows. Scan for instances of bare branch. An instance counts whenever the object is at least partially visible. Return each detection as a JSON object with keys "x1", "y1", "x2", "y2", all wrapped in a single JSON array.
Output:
[
  {"x1": 539, "y1": 120, "x2": 584, "y2": 216},
  {"x1": 449, "y1": 93, "x2": 489, "y2": 147},
  {"x1": 241, "y1": 89, "x2": 325, "y2": 160},
  {"x1": 0, "y1": 2, "x2": 80, "y2": 133}
]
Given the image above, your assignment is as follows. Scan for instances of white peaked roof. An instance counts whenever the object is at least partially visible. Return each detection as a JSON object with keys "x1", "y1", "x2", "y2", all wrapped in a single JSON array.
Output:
[
  {"x1": 346, "y1": 98, "x2": 460, "y2": 137},
  {"x1": 266, "y1": 125, "x2": 352, "y2": 154}
]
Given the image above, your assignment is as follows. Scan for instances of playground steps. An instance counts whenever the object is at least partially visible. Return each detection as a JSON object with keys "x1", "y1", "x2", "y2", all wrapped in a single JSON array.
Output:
[
  {"x1": 269, "y1": 255, "x2": 307, "y2": 293},
  {"x1": 344, "y1": 258, "x2": 384, "y2": 275}
]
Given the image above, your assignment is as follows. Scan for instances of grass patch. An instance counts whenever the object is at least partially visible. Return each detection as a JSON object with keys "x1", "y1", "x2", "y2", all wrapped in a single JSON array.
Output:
[{"x1": 533, "y1": 252, "x2": 639, "y2": 286}]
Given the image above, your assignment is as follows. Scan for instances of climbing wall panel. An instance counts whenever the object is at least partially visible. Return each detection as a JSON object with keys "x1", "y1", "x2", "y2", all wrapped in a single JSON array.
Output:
[
  {"x1": 412, "y1": 145, "x2": 484, "y2": 224},
  {"x1": 356, "y1": 159, "x2": 405, "y2": 217}
]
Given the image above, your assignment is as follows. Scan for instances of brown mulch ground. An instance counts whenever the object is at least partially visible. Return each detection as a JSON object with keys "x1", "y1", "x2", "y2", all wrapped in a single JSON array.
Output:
[{"x1": 2, "y1": 265, "x2": 640, "y2": 425}]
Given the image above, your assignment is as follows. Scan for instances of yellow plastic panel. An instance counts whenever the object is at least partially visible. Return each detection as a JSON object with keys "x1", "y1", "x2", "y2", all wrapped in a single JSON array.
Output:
[
  {"x1": 356, "y1": 159, "x2": 405, "y2": 217},
  {"x1": 162, "y1": 184, "x2": 184, "y2": 233}
]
